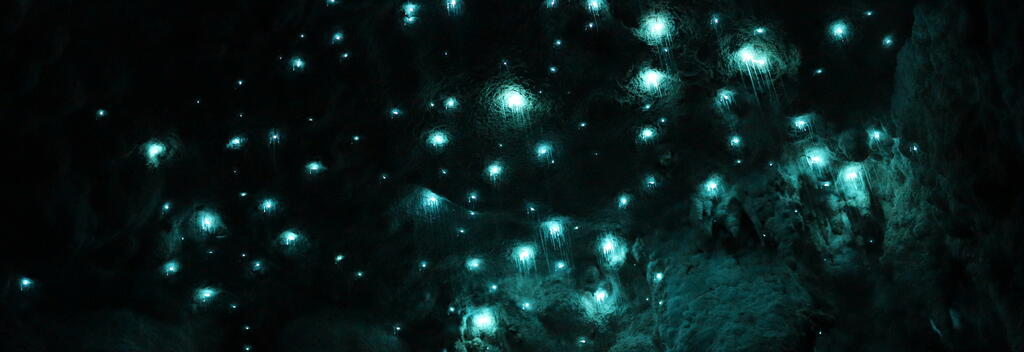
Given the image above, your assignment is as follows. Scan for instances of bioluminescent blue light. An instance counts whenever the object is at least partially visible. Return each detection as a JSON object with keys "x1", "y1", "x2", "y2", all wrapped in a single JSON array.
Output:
[
  {"x1": 467, "y1": 307, "x2": 498, "y2": 336},
  {"x1": 598, "y1": 233, "x2": 627, "y2": 268},
  {"x1": 162, "y1": 260, "x2": 180, "y2": 276},
  {"x1": 334, "y1": 254, "x2": 345, "y2": 263},
  {"x1": 427, "y1": 130, "x2": 449, "y2": 149},
  {"x1": 497, "y1": 86, "x2": 530, "y2": 114},
  {"x1": 792, "y1": 115, "x2": 811, "y2": 131},
  {"x1": 445, "y1": 0, "x2": 461, "y2": 15},
  {"x1": 594, "y1": 288, "x2": 608, "y2": 302},
  {"x1": 161, "y1": 202, "x2": 171, "y2": 212},
  {"x1": 305, "y1": 161, "x2": 325, "y2": 175},
  {"x1": 585, "y1": 0, "x2": 604, "y2": 14},
  {"x1": 420, "y1": 189, "x2": 442, "y2": 212},
  {"x1": 289, "y1": 57, "x2": 305, "y2": 71},
  {"x1": 19, "y1": 277, "x2": 33, "y2": 291},
  {"x1": 617, "y1": 193, "x2": 631, "y2": 209},
  {"x1": 331, "y1": 32, "x2": 344, "y2": 44},
  {"x1": 702, "y1": 174, "x2": 723, "y2": 198},
  {"x1": 95, "y1": 109, "x2": 107, "y2": 118},
  {"x1": 465, "y1": 257, "x2": 483, "y2": 271},
  {"x1": 868, "y1": 129, "x2": 884, "y2": 142},
  {"x1": 142, "y1": 140, "x2": 167, "y2": 167},
  {"x1": 716, "y1": 89, "x2": 735, "y2": 110},
  {"x1": 535, "y1": 142, "x2": 553, "y2": 162},
  {"x1": 636, "y1": 12, "x2": 673, "y2": 45},
  {"x1": 250, "y1": 260, "x2": 263, "y2": 272},
  {"x1": 485, "y1": 161, "x2": 503, "y2": 183},
  {"x1": 653, "y1": 272, "x2": 664, "y2": 283},
  {"x1": 268, "y1": 129, "x2": 281, "y2": 144},
  {"x1": 226, "y1": 135, "x2": 245, "y2": 150},
  {"x1": 278, "y1": 230, "x2": 300, "y2": 246},
  {"x1": 638, "y1": 126, "x2": 657, "y2": 143},
  {"x1": 829, "y1": 20, "x2": 850, "y2": 41},
  {"x1": 729, "y1": 135, "x2": 742, "y2": 148},
  {"x1": 804, "y1": 147, "x2": 831, "y2": 168},
  {"x1": 754, "y1": 27, "x2": 767, "y2": 34},
  {"x1": 710, "y1": 14, "x2": 721, "y2": 26},
  {"x1": 196, "y1": 210, "x2": 223, "y2": 233},
  {"x1": 326, "y1": 0, "x2": 337, "y2": 5},
  {"x1": 194, "y1": 287, "x2": 219, "y2": 304},
  {"x1": 643, "y1": 174, "x2": 658, "y2": 189},
  {"x1": 260, "y1": 198, "x2": 277, "y2": 213},
  {"x1": 443, "y1": 97, "x2": 458, "y2": 110},
  {"x1": 637, "y1": 68, "x2": 667, "y2": 93},
  {"x1": 882, "y1": 35, "x2": 895, "y2": 48},
  {"x1": 402, "y1": 2, "x2": 419, "y2": 24},
  {"x1": 512, "y1": 243, "x2": 537, "y2": 273}
]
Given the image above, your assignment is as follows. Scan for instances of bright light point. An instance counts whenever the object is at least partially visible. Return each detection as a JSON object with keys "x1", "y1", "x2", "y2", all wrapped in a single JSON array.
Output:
[
  {"x1": 882, "y1": 35, "x2": 895, "y2": 48},
  {"x1": 793, "y1": 115, "x2": 810, "y2": 131},
  {"x1": 805, "y1": 147, "x2": 831, "y2": 168},
  {"x1": 95, "y1": 109, "x2": 107, "y2": 118},
  {"x1": 194, "y1": 287, "x2": 219, "y2": 304},
  {"x1": 260, "y1": 198, "x2": 277, "y2": 213},
  {"x1": 278, "y1": 230, "x2": 300, "y2": 246},
  {"x1": 554, "y1": 39, "x2": 562, "y2": 46},
  {"x1": 637, "y1": 68, "x2": 667, "y2": 93},
  {"x1": 710, "y1": 15, "x2": 720, "y2": 25},
  {"x1": 638, "y1": 126, "x2": 657, "y2": 142},
  {"x1": 465, "y1": 257, "x2": 483, "y2": 271},
  {"x1": 654, "y1": 272, "x2": 664, "y2": 282},
  {"x1": 19, "y1": 277, "x2": 33, "y2": 291},
  {"x1": 162, "y1": 260, "x2": 179, "y2": 276},
  {"x1": 445, "y1": 0, "x2": 461, "y2": 15},
  {"x1": 736, "y1": 45, "x2": 769, "y2": 67},
  {"x1": 468, "y1": 308, "x2": 497, "y2": 335},
  {"x1": 420, "y1": 189, "x2": 442, "y2": 210},
  {"x1": 427, "y1": 130, "x2": 449, "y2": 149},
  {"x1": 512, "y1": 243, "x2": 537, "y2": 273},
  {"x1": 716, "y1": 89, "x2": 735, "y2": 110},
  {"x1": 637, "y1": 13, "x2": 673, "y2": 45},
  {"x1": 814, "y1": 68, "x2": 825, "y2": 75},
  {"x1": 617, "y1": 194, "x2": 631, "y2": 209},
  {"x1": 444, "y1": 97, "x2": 458, "y2": 109},
  {"x1": 597, "y1": 234, "x2": 627, "y2": 268},
  {"x1": 485, "y1": 161, "x2": 503, "y2": 182},
  {"x1": 390, "y1": 108, "x2": 402, "y2": 117},
  {"x1": 754, "y1": 27, "x2": 766, "y2": 34},
  {"x1": 504, "y1": 90, "x2": 525, "y2": 109},
  {"x1": 419, "y1": 261, "x2": 428, "y2": 269},
  {"x1": 142, "y1": 140, "x2": 167, "y2": 167},
  {"x1": 334, "y1": 254, "x2": 345, "y2": 263},
  {"x1": 331, "y1": 32, "x2": 344, "y2": 44},
  {"x1": 196, "y1": 210, "x2": 222, "y2": 233},
  {"x1": 594, "y1": 288, "x2": 608, "y2": 302},
  {"x1": 586, "y1": 0, "x2": 604, "y2": 14},
  {"x1": 305, "y1": 161, "x2": 325, "y2": 175},
  {"x1": 268, "y1": 130, "x2": 281, "y2": 144},
  {"x1": 542, "y1": 219, "x2": 564, "y2": 239},
  {"x1": 703, "y1": 174, "x2": 723, "y2": 197},
  {"x1": 535, "y1": 142, "x2": 553, "y2": 160},
  {"x1": 402, "y1": 2, "x2": 419, "y2": 24},
  {"x1": 729, "y1": 136, "x2": 742, "y2": 147},
  {"x1": 289, "y1": 57, "x2": 305, "y2": 71},
  {"x1": 555, "y1": 261, "x2": 567, "y2": 270},
  {"x1": 548, "y1": 66, "x2": 557, "y2": 73},
  {"x1": 226, "y1": 136, "x2": 245, "y2": 149},
  {"x1": 829, "y1": 20, "x2": 850, "y2": 41},
  {"x1": 868, "y1": 129, "x2": 884, "y2": 141}
]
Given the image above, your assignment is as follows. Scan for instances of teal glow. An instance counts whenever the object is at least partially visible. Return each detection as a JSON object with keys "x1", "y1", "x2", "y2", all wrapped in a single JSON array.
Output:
[
  {"x1": 402, "y1": 2, "x2": 418, "y2": 24},
  {"x1": 420, "y1": 189, "x2": 442, "y2": 210},
  {"x1": 585, "y1": 0, "x2": 604, "y2": 14},
  {"x1": 465, "y1": 257, "x2": 483, "y2": 271},
  {"x1": 268, "y1": 129, "x2": 281, "y2": 144},
  {"x1": 636, "y1": 12, "x2": 673, "y2": 45},
  {"x1": 716, "y1": 89, "x2": 735, "y2": 110},
  {"x1": 638, "y1": 126, "x2": 657, "y2": 143},
  {"x1": 196, "y1": 210, "x2": 223, "y2": 233},
  {"x1": 226, "y1": 135, "x2": 245, "y2": 150},
  {"x1": 598, "y1": 233, "x2": 627, "y2": 268},
  {"x1": 466, "y1": 307, "x2": 498, "y2": 336},
  {"x1": 499, "y1": 86, "x2": 529, "y2": 113},
  {"x1": 331, "y1": 32, "x2": 344, "y2": 44},
  {"x1": 445, "y1": 0, "x2": 461, "y2": 15},
  {"x1": 19, "y1": 277, "x2": 33, "y2": 291},
  {"x1": 637, "y1": 68, "x2": 667, "y2": 93},
  {"x1": 617, "y1": 193, "x2": 631, "y2": 209},
  {"x1": 512, "y1": 243, "x2": 537, "y2": 272},
  {"x1": 804, "y1": 147, "x2": 831, "y2": 168},
  {"x1": 194, "y1": 287, "x2": 219, "y2": 303},
  {"x1": 882, "y1": 35, "x2": 895, "y2": 48},
  {"x1": 485, "y1": 161, "x2": 503, "y2": 182},
  {"x1": 427, "y1": 130, "x2": 449, "y2": 149},
  {"x1": 162, "y1": 260, "x2": 180, "y2": 276},
  {"x1": 95, "y1": 109, "x2": 107, "y2": 118},
  {"x1": 305, "y1": 161, "x2": 325, "y2": 175},
  {"x1": 443, "y1": 96, "x2": 458, "y2": 109},
  {"x1": 334, "y1": 254, "x2": 345, "y2": 263},
  {"x1": 729, "y1": 135, "x2": 742, "y2": 148},
  {"x1": 278, "y1": 230, "x2": 301, "y2": 246},
  {"x1": 542, "y1": 219, "x2": 564, "y2": 238},
  {"x1": 289, "y1": 57, "x2": 305, "y2": 71},
  {"x1": 702, "y1": 174, "x2": 723, "y2": 197},
  {"x1": 792, "y1": 114, "x2": 811, "y2": 131},
  {"x1": 142, "y1": 140, "x2": 167, "y2": 167},
  {"x1": 829, "y1": 20, "x2": 850, "y2": 41},
  {"x1": 260, "y1": 198, "x2": 277, "y2": 213}
]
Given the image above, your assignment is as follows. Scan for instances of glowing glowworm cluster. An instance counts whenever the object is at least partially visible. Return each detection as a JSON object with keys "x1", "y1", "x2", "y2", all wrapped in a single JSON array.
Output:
[
  {"x1": 194, "y1": 287, "x2": 219, "y2": 304},
  {"x1": 289, "y1": 57, "x2": 305, "y2": 72},
  {"x1": 305, "y1": 161, "x2": 326, "y2": 175},
  {"x1": 701, "y1": 174, "x2": 724, "y2": 198},
  {"x1": 635, "y1": 12, "x2": 674, "y2": 46},
  {"x1": 597, "y1": 233, "x2": 627, "y2": 269},
  {"x1": 402, "y1": 3, "x2": 419, "y2": 25},
  {"x1": 195, "y1": 210, "x2": 223, "y2": 234},
  {"x1": 829, "y1": 19, "x2": 851, "y2": 42},
  {"x1": 141, "y1": 140, "x2": 168, "y2": 167},
  {"x1": 511, "y1": 243, "x2": 537, "y2": 273},
  {"x1": 732, "y1": 43, "x2": 776, "y2": 92},
  {"x1": 226, "y1": 135, "x2": 246, "y2": 150},
  {"x1": 631, "y1": 67, "x2": 672, "y2": 97},
  {"x1": 485, "y1": 161, "x2": 504, "y2": 183},
  {"x1": 426, "y1": 130, "x2": 449, "y2": 150},
  {"x1": 463, "y1": 307, "x2": 498, "y2": 337}
]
